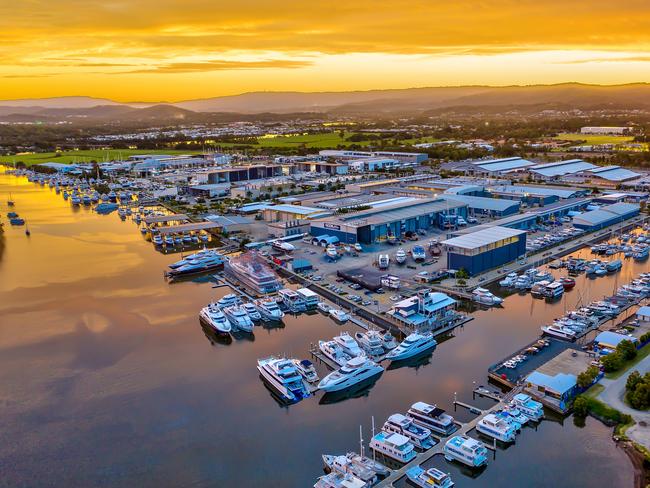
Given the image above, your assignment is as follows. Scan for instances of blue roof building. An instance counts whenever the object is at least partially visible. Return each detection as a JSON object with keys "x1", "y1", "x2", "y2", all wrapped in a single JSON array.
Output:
[
  {"x1": 526, "y1": 371, "x2": 578, "y2": 402},
  {"x1": 388, "y1": 291, "x2": 458, "y2": 332},
  {"x1": 572, "y1": 202, "x2": 640, "y2": 231},
  {"x1": 594, "y1": 331, "x2": 639, "y2": 350}
]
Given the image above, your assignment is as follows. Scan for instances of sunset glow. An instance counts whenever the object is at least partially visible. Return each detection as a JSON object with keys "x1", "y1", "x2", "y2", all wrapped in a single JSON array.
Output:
[{"x1": 1, "y1": 1, "x2": 650, "y2": 100}]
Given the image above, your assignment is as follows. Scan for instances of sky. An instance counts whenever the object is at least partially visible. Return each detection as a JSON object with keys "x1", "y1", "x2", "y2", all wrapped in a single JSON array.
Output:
[{"x1": 2, "y1": 0, "x2": 650, "y2": 102}]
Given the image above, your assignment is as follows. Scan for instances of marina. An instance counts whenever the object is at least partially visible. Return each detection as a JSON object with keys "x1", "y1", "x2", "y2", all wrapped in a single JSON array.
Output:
[{"x1": 0, "y1": 169, "x2": 640, "y2": 487}]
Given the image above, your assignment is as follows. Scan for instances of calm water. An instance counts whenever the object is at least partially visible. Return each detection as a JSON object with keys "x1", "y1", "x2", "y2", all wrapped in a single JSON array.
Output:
[{"x1": 0, "y1": 170, "x2": 640, "y2": 487}]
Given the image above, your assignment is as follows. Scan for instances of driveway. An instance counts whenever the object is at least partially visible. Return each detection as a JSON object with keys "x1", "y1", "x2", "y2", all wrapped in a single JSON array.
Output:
[{"x1": 598, "y1": 353, "x2": 650, "y2": 449}]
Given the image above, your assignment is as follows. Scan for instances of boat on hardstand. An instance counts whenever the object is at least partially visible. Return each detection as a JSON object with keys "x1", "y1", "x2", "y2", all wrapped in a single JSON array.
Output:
[
  {"x1": 406, "y1": 466, "x2": 454, "y2": 488},
  {"x1": 257, "y1": 356, "x2": 310, "y2": 404},
  {"x1": 199, "y1": 303, "x2": 232, "y2": 334},
  {"x1": 317, "y1": 356, "x2": 384, "y2": 392},
  {"x1": 395, "y1": 248, "x2": 407, "y2": 264},
  {"x1": 385, "y1": 333, "x2": 437, "y2": 361}
]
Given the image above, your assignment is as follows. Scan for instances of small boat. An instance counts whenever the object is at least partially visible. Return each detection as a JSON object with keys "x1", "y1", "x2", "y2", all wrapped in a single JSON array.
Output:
[
  {"x1": 152, "y1": 235, "x2": 163, "y2": 245},
  {"x1": 476, "y1": 414, "x2": 516, "y2": 442},
  {"x1": 411, "y1": 245, "x2": 426, "y2": 262},
  {"x1": 317, "y1": 302, "x2": 332, "y2": 314},
  {"x1": 406, "y1": 466, "x2": 454, "y2": 488},
  {"x1": 377, "y1": 254, "x2": 390, "y2": 269},
  {"x1": 319, "y1": 340, "x2": 352, "y2": 367},
  {"x1": 325, "y1": 245, "x2": 339, "y2": 260},
  {"x1": 293, "y1": 359, "x2": 319, "y2": 384},
  {"x1": 329, "y1": 308, "x2": 350, "y2": 323},
  {"x1": 471, "y1": 288, "x2": 502, "y2": 306},
  {"x1": 395, "y1": 248, "x2": 407, "y2": 264},
  {"x1": 559, "y1": 277, "x2": 575, "y2": 290},
  {"x1": 354, "y1": 243, "x2": 363, "y2": 252},
  {"x1": 332, "y1": 332, "x2": 365, "y2": 359},
  {"x1": 368, "y1": 432, "x2": 415, "y2": 463}
]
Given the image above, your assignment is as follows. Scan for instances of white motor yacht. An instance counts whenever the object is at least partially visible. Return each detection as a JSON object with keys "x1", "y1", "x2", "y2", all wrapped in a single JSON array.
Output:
[
  {"x1": 278, "y1": 288, "x2": 306, "y2": 313},
  {"x1": 292, "y1": 359, "x2": 320, "y2": 384},
  {"x1": 471, "y1": 288, "x2": 503, "y2": 306},
  {"x1": 377, "y1": 254, "x2": 390, "y2": 269},
  {"x1": 313, "y1": 472, "x2": 368, "y2": 488},
  {"x1": 257, "y1": 356, "x2": 310, "y2": 403},
  {"x1": 329, "y1": 308, "x2": 350, "y2": 323},
  {"x1": 319, "y1": 340, "x2": 352, "y2": 367},
  {"x1": 254, "y1": 298, "x2": 285, "y2": 321},
  {"x1": 385, "y1": 333, "x2": 437, "y2": 361},
  {"x1": 243, "y1": 302, "x2": 262, "y2": 321},
  {"x1": 541, "y1": 324, "x2": 577, "y2": 341},
  {"x1": 411, "y1": 245, "x2": 426, "y2": 262},
  {"x1": 318, "y1": 356, "x2": 384, "y2": 392},
  {"x1": 217, "y1": 293, "x2": 242, "y2": 309},
  {"x1": 317, "y1": 302, "x2": 332, "y2": 314},
  {"x1": 223, "y1": 305, "x2": 254, "y2": 332},
  {"x1": 199, "y1": 303, "x2": 232, "y2": 334},
  {"x1": 333, "y1": 332, "x2": 365, "y2": 358},
  {"x1": 511, "y1": 393, "x2": 544, "y2": 421},
  {"x1": 354, "y1": 330, "x2": 385, "y2": 356},
  {"x1": 395, "y1": 248, "x2": 407, "y2": 264}
]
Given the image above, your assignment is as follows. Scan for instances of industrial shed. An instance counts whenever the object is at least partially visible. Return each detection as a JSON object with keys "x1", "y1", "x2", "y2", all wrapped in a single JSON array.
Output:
[
  {"x1": 442, "y1": 226, "x2": 527, "y2": 275},
  {"x1": 572, "y1": 202, "x2": 640, "y2": 230}
]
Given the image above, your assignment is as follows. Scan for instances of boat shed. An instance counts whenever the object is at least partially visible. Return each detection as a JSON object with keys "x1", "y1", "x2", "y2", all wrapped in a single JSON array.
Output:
[
  {"x1": 442, "y1": 226, "x2": 526, "y2": 275},
  {"x1": 572, "y1": 202, "x2": 640, "y2": 231},
  {"x1": 636, "y1": 306, "x2": 650, "y2": 322},
  {"x1": 594, "y1": 331, "x2": 639, "y2": 351},
  {"x1": 442, "y1": 194, "x2": 520, "y2": 217},
  {"x1": 309, "y1": 198, "x2": 468, "y2": 244}
]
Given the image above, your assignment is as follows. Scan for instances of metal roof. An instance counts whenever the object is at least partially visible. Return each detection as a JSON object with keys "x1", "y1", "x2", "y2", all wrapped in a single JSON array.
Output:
[
  {"x1": 488, "y1": 184, "x2": 581, "y2": 199},
  {"x1": 599, "y1": 202, "x2": 639, "y2": 216},
  {"x1": 144, "y1": 214, "x2": 189, "y2": 224},
  {"x1": 441, "y1": 194, "x2": 520, "y2": 212},
  {"x1": 205, "y1": 215, "x2": 251, "y2": 226},
  {"x1": 471, "y1": 157, "x2": 535, "y2": 172},
  {"x1": 572, "y1": 209, "x2": 618, "y2": 226},
  {"x1": 595, "y1": 331, "x2": 638, "y2": 347},
  {"x1": 587, "y1": 166, "x2": 641, "y2": 181},
  {"x1": 157, "y1": 222, "x2": 220, "y2": 235},
  {"x1": 441, "y1": 226, "x2": 526, "y2": 251},
  {"x1": 337, "y1": 198, "x2": 466, "y2": 227},
  {"x1": 526, "y1": 372, "x2": 576, "y2": 394},
  {"x1": 264, "y1": 204, "x2": 324, "y2": 216},
  {"x1": 530, "y1": 159, "x2": 597, "y2": 177}
]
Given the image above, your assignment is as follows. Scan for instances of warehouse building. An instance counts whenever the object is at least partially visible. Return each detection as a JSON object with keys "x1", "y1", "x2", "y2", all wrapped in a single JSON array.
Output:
[
  {"x1": 572, "y1": 202, "x2": 640, "y2": 231},
  {"x1": 445, "y1": 157, "x2": 535, "y2": 176},
  {"x1": 319, "y1": 150, "x2": 428, "y2": 165},
  {"x1": 486, "y1": 184, "x2": 587, "y2": 206},
  {"x1": 206, "y1": 164, "x2": 285, "y2": 184},
  {"x1": 529, "y1": 159, "x2": 598, "y2": 181},
  {"x1": 310, "y1": 198, "x2": 467, "y2": 244},
  {"x1": 294, "y1": 161, "x2": 349, "y2": 175},
  {"x1": 442, "y1": 226, "x2": 527, "y2": 275},
  {"x1": 584, "y1": 166, "x2": 642, "y2": 184},
  {"x1": 442, "y1": 194, "x2": 520, "y2": 217},
  {"x1": 261, "y1": 204, "x2": 331, "y2": 222}
]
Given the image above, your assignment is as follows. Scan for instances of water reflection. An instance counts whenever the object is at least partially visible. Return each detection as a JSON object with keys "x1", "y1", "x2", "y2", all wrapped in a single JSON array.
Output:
[
  {"x1": 319, "y1": 373, "x2": 383, "y2": 405},
  {"x1": 0, "y1": 169, "x2": 638, "y2": 488}
]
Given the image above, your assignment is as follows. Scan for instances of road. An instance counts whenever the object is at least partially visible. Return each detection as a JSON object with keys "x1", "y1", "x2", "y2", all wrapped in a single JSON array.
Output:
[{"x1": 598, "y1": 353, "x2": 650, "y2": 449}]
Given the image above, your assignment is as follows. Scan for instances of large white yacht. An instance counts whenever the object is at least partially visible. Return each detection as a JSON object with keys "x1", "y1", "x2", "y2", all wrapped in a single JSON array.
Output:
[
  {"x1": 317, "y1": 356, "x2": 384, "y2": 392},
  {"x1": 243, "y1": 302, "x2": 262, "y2": 321},
  {"x1": 257, "y1": 356, "x2": 310, "y2": 403},
  {"x1": 382, "y1": 413, "x2": 435, "y2": 449},
  {"x1": 333, "y1": 332, "x2": 365, "y2": 358},
  {"x1": 476, "y1": 413, "x2": 516, "y2": 442},
  {"x1": 199, "y1": 303, "x2": 232, "y2": 334},
  {"x1": 443, "y1": 435, "x2": 488, "y2": 468},
  {"x1": 224, "y1": 252, "x2": 282, "y2": 295},
  {"x1": 319, "y1": 340, "x2": 353, "y2": 366},
  {"x1": 368, "y1": 432, "x2": 416, "y2": 463},
  {"x1": 406, "y1": 466, "x2": 455, "y2": 488},
  {"x1": 217, "y1": 293, "x2": 241, "y2": 309},
  {"x1": 292, "y1": 359, "x2": 319, "y2": 384},
  {"x1": 541, "y1": 324, "x2": 577, "y2": 341},
  {"x1": 354, "y1": 330, "x2": 385, "y2": 356},
  {"x1": 223, "y1": 305, "x2": 254, "y2": 332},
  {"x1": 406, "y1": 402, "x2": 456, "y2": 436},
  {"x1": 385, "y1": 333, "x2": 437, "y2": 361},
  {"x1": 253, "y1": 298, "x2": 285, "y2": 321}
]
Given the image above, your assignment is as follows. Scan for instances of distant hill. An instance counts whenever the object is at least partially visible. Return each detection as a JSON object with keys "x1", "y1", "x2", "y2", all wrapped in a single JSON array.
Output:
[{"x1": 1, "y1": 83, "x2": 650, "y2": 118}]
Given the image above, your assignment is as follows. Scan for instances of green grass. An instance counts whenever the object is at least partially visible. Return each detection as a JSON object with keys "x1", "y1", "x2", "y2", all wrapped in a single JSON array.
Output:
[
  {"x1": 554, "y1": 132, "x2": 635, "y2": 145},
  {"x1": 584, "y1": 383, "x2": 605, "y2": 399},
  {"x1": 605, "y1": 343, "x2": 650, "y2": 380},
  {"x1": 253, "y1": 131, "x2": 371, "y2": 148},
  {"x1": 0, "y1": 149, "x2": 199, "y2": 166}
]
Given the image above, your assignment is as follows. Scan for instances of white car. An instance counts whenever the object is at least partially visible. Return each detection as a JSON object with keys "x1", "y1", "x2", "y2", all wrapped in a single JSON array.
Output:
[{"x1": 467, "y1": 216, "x2": 478, "y2": 224}]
